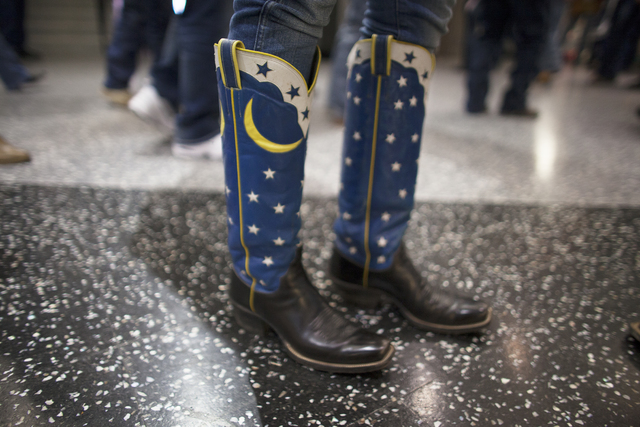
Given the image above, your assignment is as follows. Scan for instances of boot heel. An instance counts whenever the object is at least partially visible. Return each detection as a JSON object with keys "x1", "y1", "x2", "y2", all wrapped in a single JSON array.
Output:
[
  {"x1": 332, "y1": 278, "x2": 384, "y2": 309},
  {"x1": 232, "y1": 304, "x2": 270, "y2": 335}
]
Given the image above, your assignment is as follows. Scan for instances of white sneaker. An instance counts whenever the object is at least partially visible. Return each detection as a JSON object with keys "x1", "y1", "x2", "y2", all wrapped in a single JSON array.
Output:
[
  {"x1": 171, "y1": 134, "x2": 222, "y2": 160},
  {"x1": 128, "y1": 84, "x2": 176, "y2": 135}
]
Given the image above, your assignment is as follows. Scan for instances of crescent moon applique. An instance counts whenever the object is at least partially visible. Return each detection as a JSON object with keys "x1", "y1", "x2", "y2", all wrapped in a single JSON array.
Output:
[{"x1": 244, "y1": 98, "x2": 302, "y2": 153}]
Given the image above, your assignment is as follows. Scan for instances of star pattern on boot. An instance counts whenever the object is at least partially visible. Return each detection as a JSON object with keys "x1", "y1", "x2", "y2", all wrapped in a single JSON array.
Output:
[
  {"x1": 248, "y1": 191, "x2": 259, "y2": 202},
  {"x1": 263, "y1": 168, "x2": 275, "y2": 179}
]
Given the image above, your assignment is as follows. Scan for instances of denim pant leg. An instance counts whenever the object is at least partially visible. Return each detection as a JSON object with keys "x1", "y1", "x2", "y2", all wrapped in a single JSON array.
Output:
[
  {"x1": 145, "y1": 0, "x2": 173, "y2": 84},
  {"x1": 104, "y1": 0, "x2": 147, "y2": 90},
  {"x1": 501, "y1": 0, "x2": 549, "y2": 112},
  {"x1": 174, "y1": 0, "x2": 233, "y2": 144},
  {"x1": 597, "y1": 0, "x2": 640, "y2": 79},
  {"x1": 539, "y1": 0, "x2": 566, "y2": 73},
  {"x1": 0, "y1": 33, "x2": 29, "y2": 90},
  {"x1": 466, "y1": 0, "x2": 509, "y2": 112},
  {"x1": 0, "y1": 0, "x2": 26, "y2": 52},
  {"x1": 327, "y1": 0, "x2": 367, "y2": 118},
  {"x1": 230, "y1": 0, "x2": 455, "y2": 83}
]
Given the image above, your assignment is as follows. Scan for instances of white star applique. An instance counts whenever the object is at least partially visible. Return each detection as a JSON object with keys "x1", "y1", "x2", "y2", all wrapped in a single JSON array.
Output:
[
  {"x1": 377, "y1": 236, "x2": 388, "y2": 247},
  {"x1": 353, "y1": 96, "x2": 361, "y2": 105},
  {"x1": 394, "y1": 100, "x2": 404, "y2": 110},
  {"x1": 353, "y1": 131, "x2": 361, "y2": 141},
  {"x1": 385, "y1": 134, "x2": 396, "y2": 144},
  {"x1": 263, "y1": 168, "x2": 275, "y2": 179},
  {"x1": 342, "y1": 212, "x2": 352, "y2": 220},
  {"x1": 248, "y1": 191, "x2": 259, "y2": 202},
  {"x1": 397, "y1": 76, "x2": 407, "y2": 87},
  {"x1": 409, "y1": 96, "x2": 418, "y2": 107},
  {"x1": 262, "y1": 256, "x2": 274, "y2": 267},
  {"x1": 377, "y1": 255, "x2": 386, "y2": 264},
  {"x1": 228, "y1": 216, "x2": 234, "y2": 225},
  {"x1": 345, "y1": 157, "x2": 353, "y2": 166},
  {"x1": 411, "y1": 133, "x2": 420, "y2": 143},
  {"x1": 347, "y1": 91, "x2": 352, "y2": 99},
  {"x1": 345, "y1": 237, "x2": 352, "y2": 243},
  {"x1": 273, "y1": 203, "x2": 285, "y2": 214},
  {"x1": 391, "y1": 162, "x2": 401, "y2": 172},
  {"x1": 349, "y1": 246, "x2": 357, "y2": 254},
  {"x1": 355, "y1": 73, "x2": 363, "y2": 82},
  {"x1": 399, "y1": 189, "x2": 407, "y2": 199},
  {"x1": 273, "y1": 237, "x2": 285, "y2": 246},
  {"x1": 381, "y1": 212, "x2": 391, "y2": 222},
  {"x1": 248, "y1": 224, "x2": 260, "y2": 234},
  {"x1": 225, "y1": 186, "x2": 231, "y2": 195}
]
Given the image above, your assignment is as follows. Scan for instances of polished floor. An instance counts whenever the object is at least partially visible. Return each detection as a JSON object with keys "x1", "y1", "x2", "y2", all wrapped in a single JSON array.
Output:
[{"x1": 1, "y1": 50, "x2": 640, "y2": 426}]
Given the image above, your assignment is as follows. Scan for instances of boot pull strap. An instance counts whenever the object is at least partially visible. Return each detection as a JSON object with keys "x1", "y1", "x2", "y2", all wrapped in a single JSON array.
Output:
[
  {"x1": 219, "y1": 38, "x2": 244, "y2": 90},
  {"x1": 371, "y1": 35, "x2": 393, "y2": 76}
]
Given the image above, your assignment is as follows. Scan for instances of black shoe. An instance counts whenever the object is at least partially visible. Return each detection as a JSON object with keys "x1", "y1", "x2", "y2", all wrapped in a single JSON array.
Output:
[
  {"x1": 229, "y1": 249, "x2": 395, "y2": 373},
  {"x1": 329, "y1": 244, "x2": 492, "y2": 334}
]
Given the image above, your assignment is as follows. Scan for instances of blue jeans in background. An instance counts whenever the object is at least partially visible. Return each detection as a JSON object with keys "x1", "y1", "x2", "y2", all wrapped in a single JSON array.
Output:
[
  {"x1": 539, "y1": 0, "x2": 566, "y2": 73},
  {"x1": 466, "y1": 0, "x2": 550, "y2": 113},
  {"x1": 153, "y1": 0, "x2": 233, "y2": 144},
  {"x1": 327, "y1": 0, "x2": 367, "y2": 120},
  {"x1": 103, "y1": 0, "x2": 172, "y2": 90},
  {"x1": 229, "y1": 0, "x2": 455, "y2": 83},
  {"x1": 0, "y1": 0, "x2": 26, "y2": 54},
  {"x1": 0, "y1": 33, "x2": 30, "y2": 90}
]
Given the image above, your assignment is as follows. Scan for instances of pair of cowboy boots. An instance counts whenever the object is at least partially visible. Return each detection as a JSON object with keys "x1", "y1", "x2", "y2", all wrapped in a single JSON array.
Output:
[{"x1": 215, "y1": 36, "x2": 491, "y2": 373}]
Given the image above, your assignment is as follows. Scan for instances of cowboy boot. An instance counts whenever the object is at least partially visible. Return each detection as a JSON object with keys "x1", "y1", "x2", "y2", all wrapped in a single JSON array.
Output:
[
  {"x1": 215, "y1": 39, "x2": 394, "y2": 373},
  {"x1": 330, "y1": 35, "x2": 492, "y2": 334}
]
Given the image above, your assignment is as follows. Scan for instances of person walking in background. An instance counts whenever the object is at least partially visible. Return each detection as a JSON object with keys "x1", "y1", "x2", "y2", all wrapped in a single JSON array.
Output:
[
  {"x1": 128, "y1": 0, "x2": 233, "y2": 160},
  {"x1": 591, "y1": 0, "x2": 640, "y2": 83},
  {"x1": 537, "y1": 0, "x2": 568, "y2": 84},
  {"x1": 0, "y1": 0, "x2": 39, "y2": 59},
  {"x1": 466, "y1": 0, "x2": 551, "y2": 117},
  {"x1": 215, "y1": 0, "x2": 492, "y2": 373},
  {"x1": 0, "y1": 31, "x2": 41, "y2": 91},
  {"x1": 101, "y1": 0, "x2": 173, "y2": 106}
]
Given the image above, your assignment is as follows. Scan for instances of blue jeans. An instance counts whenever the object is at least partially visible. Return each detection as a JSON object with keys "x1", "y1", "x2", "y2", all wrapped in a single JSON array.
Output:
[
  {"x1": 466, "y1": 0, "x2": 550, "y2": 112},
  {"x1": 0, "y1": 33, "x2": 29, "y2": 90},
  {"x1": 0, "y1": 0, "x2": 25, "y2": 53},
  {"x1": 153, "y1": 0, "x2": 233, "y2": 144},
  {"x1": 229, "y1": 0, "x2": 455, "y2": 82},
  {"x1": 539, "y1": 0, "x2": 566, "y2": 73},
  {"x1": 327, "y1": 0, "x2": 367, "y2": 119},
  {"x1": 597, "y1": 0, "x2": 640, "y2": 80},
  {"x1": 103, "y1": 0, "x2": 172, "y2": 90}
]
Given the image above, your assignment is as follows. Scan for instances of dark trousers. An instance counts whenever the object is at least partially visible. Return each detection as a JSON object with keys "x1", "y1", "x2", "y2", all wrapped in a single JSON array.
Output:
[
  {"x1": 103, "y1": 0, "x2": 172, "y2": 90},
  {"x1": 597, "y1": 0, "x2": 640, "y2": 80},
  {"x1": 466, "y1": 0, "x2": 550, "y2": 112},
  {"x1": 0, "y1": 0, "x2": 26, "y2": 53},
  {"x1": 153, "y1": 0, "x2": 233, "y2": 144}
]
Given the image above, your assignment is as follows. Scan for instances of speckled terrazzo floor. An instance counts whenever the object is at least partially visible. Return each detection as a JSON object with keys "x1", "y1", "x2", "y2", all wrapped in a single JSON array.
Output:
[
  {"x1": 2, "y1": 35, "x2": 640, "y2": 425},
  {"x1": 1, "y1": 184, "x2": 639, "y2": 426}
]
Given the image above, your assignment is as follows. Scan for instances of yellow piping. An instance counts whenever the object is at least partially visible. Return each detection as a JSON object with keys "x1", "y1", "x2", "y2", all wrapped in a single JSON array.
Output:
[
  {"x1": 363, "y1": 76, "x2": 383, "y2": 287},
  {"x1": 231, "y1": 89, "x2": 257, "y2": 310}
]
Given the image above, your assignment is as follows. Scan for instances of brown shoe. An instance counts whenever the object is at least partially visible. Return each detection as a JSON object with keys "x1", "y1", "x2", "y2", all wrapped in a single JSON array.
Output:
[
  {"x1": 100, "y1": 87, "x2": 132, "y2": 107},
  {"x1": 0, "y1": 135, "x2": 31, "y2": 164}
]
